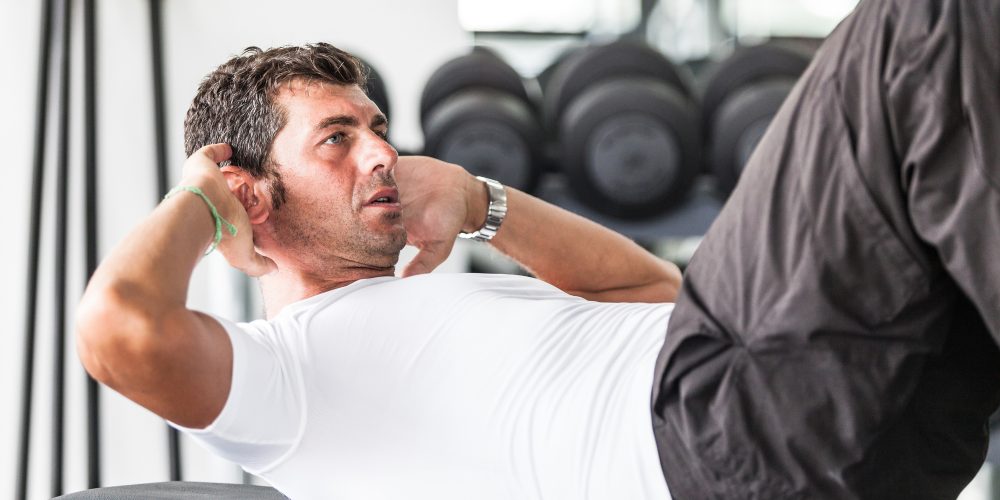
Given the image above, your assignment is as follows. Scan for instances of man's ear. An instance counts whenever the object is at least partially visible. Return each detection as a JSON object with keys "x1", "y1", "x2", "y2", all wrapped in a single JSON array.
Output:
[{"x1": 220, "y1": 165, "x2": 270, "y2": 224}]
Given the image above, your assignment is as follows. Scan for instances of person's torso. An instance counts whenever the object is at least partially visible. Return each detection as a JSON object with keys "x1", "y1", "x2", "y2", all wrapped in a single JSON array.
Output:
[{"x1": 262, "y1": 273, "x2": 673, "y2": 500}]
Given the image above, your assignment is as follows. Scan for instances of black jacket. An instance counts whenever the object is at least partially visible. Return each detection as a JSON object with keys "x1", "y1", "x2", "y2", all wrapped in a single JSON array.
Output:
[{"x1": 652, "y1": 1, "x2": 1000, "y2": 498}]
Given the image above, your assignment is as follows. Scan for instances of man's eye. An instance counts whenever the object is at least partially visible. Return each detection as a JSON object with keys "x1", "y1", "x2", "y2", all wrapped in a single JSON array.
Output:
[
  {"x1": 325, "y1": 132, "x2": 346, "y2": 145},
  {"x1": 376, "y1": 130, "x2": 389, "y2": 140}
]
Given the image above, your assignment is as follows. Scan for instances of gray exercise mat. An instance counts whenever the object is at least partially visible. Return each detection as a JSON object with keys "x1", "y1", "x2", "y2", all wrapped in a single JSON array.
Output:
[{"x1": 54, "y1": 481, "x2": 288, "y2": 499}]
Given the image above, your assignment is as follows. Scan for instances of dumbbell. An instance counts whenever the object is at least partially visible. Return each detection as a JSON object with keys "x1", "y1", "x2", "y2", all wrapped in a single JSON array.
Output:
[
  {"x1": 359, "y1": 57, "x2": 391, "y2": 124},
  {"x1": 420, "y1": 49, "x2": 543, "y2": 193},
  {"x1": 356, "y1": 55, "x2": 416, "y2": 154},
  {"x1": 544, "y1": 40, "x2": 701, "y2": 220},
  {"x1": 702, "y1": 43, "x2": 813, "y2": 195},
  {"x1": 535, "y1": 45, "x2": 584, "y2": 118}
]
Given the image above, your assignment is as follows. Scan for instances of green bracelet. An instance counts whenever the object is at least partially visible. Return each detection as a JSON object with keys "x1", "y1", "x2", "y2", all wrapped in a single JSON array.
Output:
[{"x1": 164, "y1": 185, "x2": 238, "y2": 255}]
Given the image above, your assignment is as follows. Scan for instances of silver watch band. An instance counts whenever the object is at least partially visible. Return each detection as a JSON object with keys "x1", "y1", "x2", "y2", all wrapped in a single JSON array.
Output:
[{"x1": 458, "y1": 176, "x2": 507, "y2": 242}]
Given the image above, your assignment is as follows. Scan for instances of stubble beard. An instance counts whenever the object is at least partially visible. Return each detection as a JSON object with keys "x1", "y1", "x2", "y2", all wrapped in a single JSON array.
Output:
[
  {"x1": 348, "y1": 171, "x2": 407, "y2": 265},
  {"x1": 270, "y1": 170, "x2": 407, "y2": 272},
  {"x1": 271, "y1": 199, "x2": 407, "y2": 272},
  {"x1": 350, "y1": 210, "x2": 407, "y2": 265}
]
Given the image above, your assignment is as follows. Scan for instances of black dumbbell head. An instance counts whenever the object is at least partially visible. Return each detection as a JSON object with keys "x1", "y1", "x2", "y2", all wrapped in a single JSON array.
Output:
[
  {"x1": 543, "y1": 39, "x2": 692, "y2": 135},
  {"x1": 354, "y1": 56, "x2": 391, "y2": 124},
  {"x1": 535, "y1": 44, "x2": 585, "y2": 96},
  {"x1": 710, "y1": 78, "x2": 796, "y2": 196},
  {"x1": 558, "y1": 78, "x2": 701, "y2": 219},
  {"x1": 701, "y1": 43, "x2": 812, "y2": 137},
  {"x1": 423, "y1": 89, "x2": 543, "y2": 193},
  {"x1": 419, "y1": 50, "x2": 531, "y2": 129}
]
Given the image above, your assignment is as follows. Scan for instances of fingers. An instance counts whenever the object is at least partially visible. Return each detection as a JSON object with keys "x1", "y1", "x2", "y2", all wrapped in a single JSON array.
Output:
[
  {"x1": 402, "y1": 240, "x2": 454, "y2": 278},
  {"x1": 219, "y1": 245, "x2": 277, "y2": 278},
  {"x1": 232, "y1": 229, "x2": 277, "y2": 276},
  {"x1": 182, "y1": 144, "x2": 234, "y2": 180},
  {"x1": 241, "y1": 251, "x2": 278, "y2": 277},
  {"x1": 196, "y1": 143, "x2": 232, "y2": 164}
]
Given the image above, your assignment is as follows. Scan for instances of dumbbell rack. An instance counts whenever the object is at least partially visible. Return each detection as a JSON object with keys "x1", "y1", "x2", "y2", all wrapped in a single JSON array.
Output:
[{"x1": 420, "y1": 36, "x2": 821, "y2": 270}]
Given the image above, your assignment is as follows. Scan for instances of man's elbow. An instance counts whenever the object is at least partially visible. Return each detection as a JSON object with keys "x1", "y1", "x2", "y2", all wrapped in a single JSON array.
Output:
[
  {"x1": 636, "y1": 261, "x2": 683, "y2": 303},
  {"x1": 75, "y1": 283, "x2": 161, "y2": 385},
  {"x1": 576, "y1": 266, "x2": 682, "y2": 303},
  {"x1": 662, "y1": 262, "x2": 683, "y2": 302}
]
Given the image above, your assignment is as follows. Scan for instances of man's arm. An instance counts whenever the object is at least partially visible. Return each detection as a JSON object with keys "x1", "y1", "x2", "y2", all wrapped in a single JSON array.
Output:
[
  {"x1": 396, "y1": 156, "x2": 681, "y2": 303},
  {"x1": 75, "y1": 144, "x2": 274, "y2": 428}
]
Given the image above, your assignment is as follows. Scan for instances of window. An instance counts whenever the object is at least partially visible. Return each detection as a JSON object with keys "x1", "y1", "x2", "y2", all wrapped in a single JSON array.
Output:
[
  {"x1": 720, "y1": 0, "x2": 859, "y2": 38},
  {"x1": 458, "y1": 0, "x2": 639, "y2": 34}
]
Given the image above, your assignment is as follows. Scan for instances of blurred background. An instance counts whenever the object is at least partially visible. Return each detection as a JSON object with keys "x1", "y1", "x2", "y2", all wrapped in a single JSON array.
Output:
[{"x1": 2, "y1": 0, "x2": 999, "y2": 498}]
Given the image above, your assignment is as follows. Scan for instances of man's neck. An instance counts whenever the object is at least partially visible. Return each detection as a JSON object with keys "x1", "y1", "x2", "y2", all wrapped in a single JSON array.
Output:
[{"x1": 258, "y1": 265, "x2": 395, "y2": 318}]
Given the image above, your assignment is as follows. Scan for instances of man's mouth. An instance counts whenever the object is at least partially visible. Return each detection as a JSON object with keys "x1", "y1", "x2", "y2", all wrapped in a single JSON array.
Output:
[{"x1": 366, "y1": 188, "x2": 400, "y2": 206}]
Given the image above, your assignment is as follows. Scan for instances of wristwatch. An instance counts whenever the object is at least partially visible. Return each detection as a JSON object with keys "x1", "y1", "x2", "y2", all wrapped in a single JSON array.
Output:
[{"x1": 459, "y1": 176, "x2": 507, "y2": 242}]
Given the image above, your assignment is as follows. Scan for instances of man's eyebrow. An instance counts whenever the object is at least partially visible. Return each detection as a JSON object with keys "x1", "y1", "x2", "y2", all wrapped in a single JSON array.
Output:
[
  {"x1": 314, "y1": 114, "x2": 388, "y2": 132},
  {"x1": 315, "y1": 115, "x2": 358, "y2": 131}
]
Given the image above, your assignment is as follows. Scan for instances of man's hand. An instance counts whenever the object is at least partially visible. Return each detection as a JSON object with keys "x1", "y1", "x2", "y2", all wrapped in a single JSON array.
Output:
[
  {"x1": 179, "y1": 144, "x2": 276, "y2": 277},
  {"x1": 395, "y1": 156, "x2": 484, "y2": 277},
  {"x1": 394, "y1": 155, "x2": 680, "y2": 303},
  {"x1": 77, "y1": 143, "x2": 275, "y2": 428}
]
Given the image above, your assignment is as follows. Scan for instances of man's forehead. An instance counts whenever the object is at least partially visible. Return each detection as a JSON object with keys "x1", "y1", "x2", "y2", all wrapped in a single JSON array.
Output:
[
  {"x1": 277, "y1": 79, "x2": 365, "y2": 103},
  {"x1": 276, "y1": 79, "x2": 384, "y2": 125}
]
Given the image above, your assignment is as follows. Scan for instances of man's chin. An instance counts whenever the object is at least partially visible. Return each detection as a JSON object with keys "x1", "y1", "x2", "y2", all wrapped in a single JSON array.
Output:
[{"x1": 371, "y1": 227, "x2": 407, "y2": 261}]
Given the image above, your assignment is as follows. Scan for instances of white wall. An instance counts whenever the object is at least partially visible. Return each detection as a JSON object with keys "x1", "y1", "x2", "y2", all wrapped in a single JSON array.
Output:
[{"x1": 0, "y1": 1, "x2": 470, "y2": 497}]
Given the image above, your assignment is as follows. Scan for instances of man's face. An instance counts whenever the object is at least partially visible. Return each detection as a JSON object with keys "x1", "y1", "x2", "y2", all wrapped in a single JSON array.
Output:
[{"x1": 265, "y1": 80, "x2": 405, "y2": 273}]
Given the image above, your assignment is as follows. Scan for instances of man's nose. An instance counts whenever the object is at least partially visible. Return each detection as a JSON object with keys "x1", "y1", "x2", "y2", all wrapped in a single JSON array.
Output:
[{"x1": 358, "y1": 131, "x2": 398, "y2": 175}]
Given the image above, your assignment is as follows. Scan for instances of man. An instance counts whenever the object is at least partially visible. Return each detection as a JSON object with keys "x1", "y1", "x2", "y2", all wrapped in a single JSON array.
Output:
[
  {"x1": 75, "y1": 43, "x2": 681, "y2": 499},
  {"x1": 652, "y1": 0, "x2": 1000, "y2": 499}
]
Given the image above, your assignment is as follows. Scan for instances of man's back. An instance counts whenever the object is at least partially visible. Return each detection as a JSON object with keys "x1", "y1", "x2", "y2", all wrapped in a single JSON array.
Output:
[
  {"x1": 179, "y1": 273, "x2": 673, "y2": 500},
  {"x1": 652, "y1": 1, "x2": 1000, "y2": 498}
]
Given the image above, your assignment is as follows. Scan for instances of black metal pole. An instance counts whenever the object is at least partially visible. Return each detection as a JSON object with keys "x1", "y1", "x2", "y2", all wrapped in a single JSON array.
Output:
[
  {"x1": 16, "y1": 0, "x2": 56, "y2": 497},
  {"x1": 147, "y1": 0, "x2": 182, "y2": 481},
  {"x1": 150, "y1": 0, "x2": 169, "y2": 198},
  {"x1": 83, "y1": 0, "x2": 102, "y2": 488},
  {"x1": 705, "y1": 0, "x2": 727, "y2": 44},
  {"x1": 627, "y1": 0, "x2": 659, "y2": 40},
  {"x1": 52, "y1": 0, "x2": 74, "y2": 494}
]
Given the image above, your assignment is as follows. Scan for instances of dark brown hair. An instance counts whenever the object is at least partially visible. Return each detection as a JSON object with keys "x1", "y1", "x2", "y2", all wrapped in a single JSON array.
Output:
[{"x1": 183, "y1": 43, "x2": 368, "y2": 208}]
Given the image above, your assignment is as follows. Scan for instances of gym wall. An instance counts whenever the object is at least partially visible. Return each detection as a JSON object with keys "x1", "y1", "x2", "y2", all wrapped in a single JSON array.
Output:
[{"x1": 0, "y1": 1, "x2": 470, "y2": 498}]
